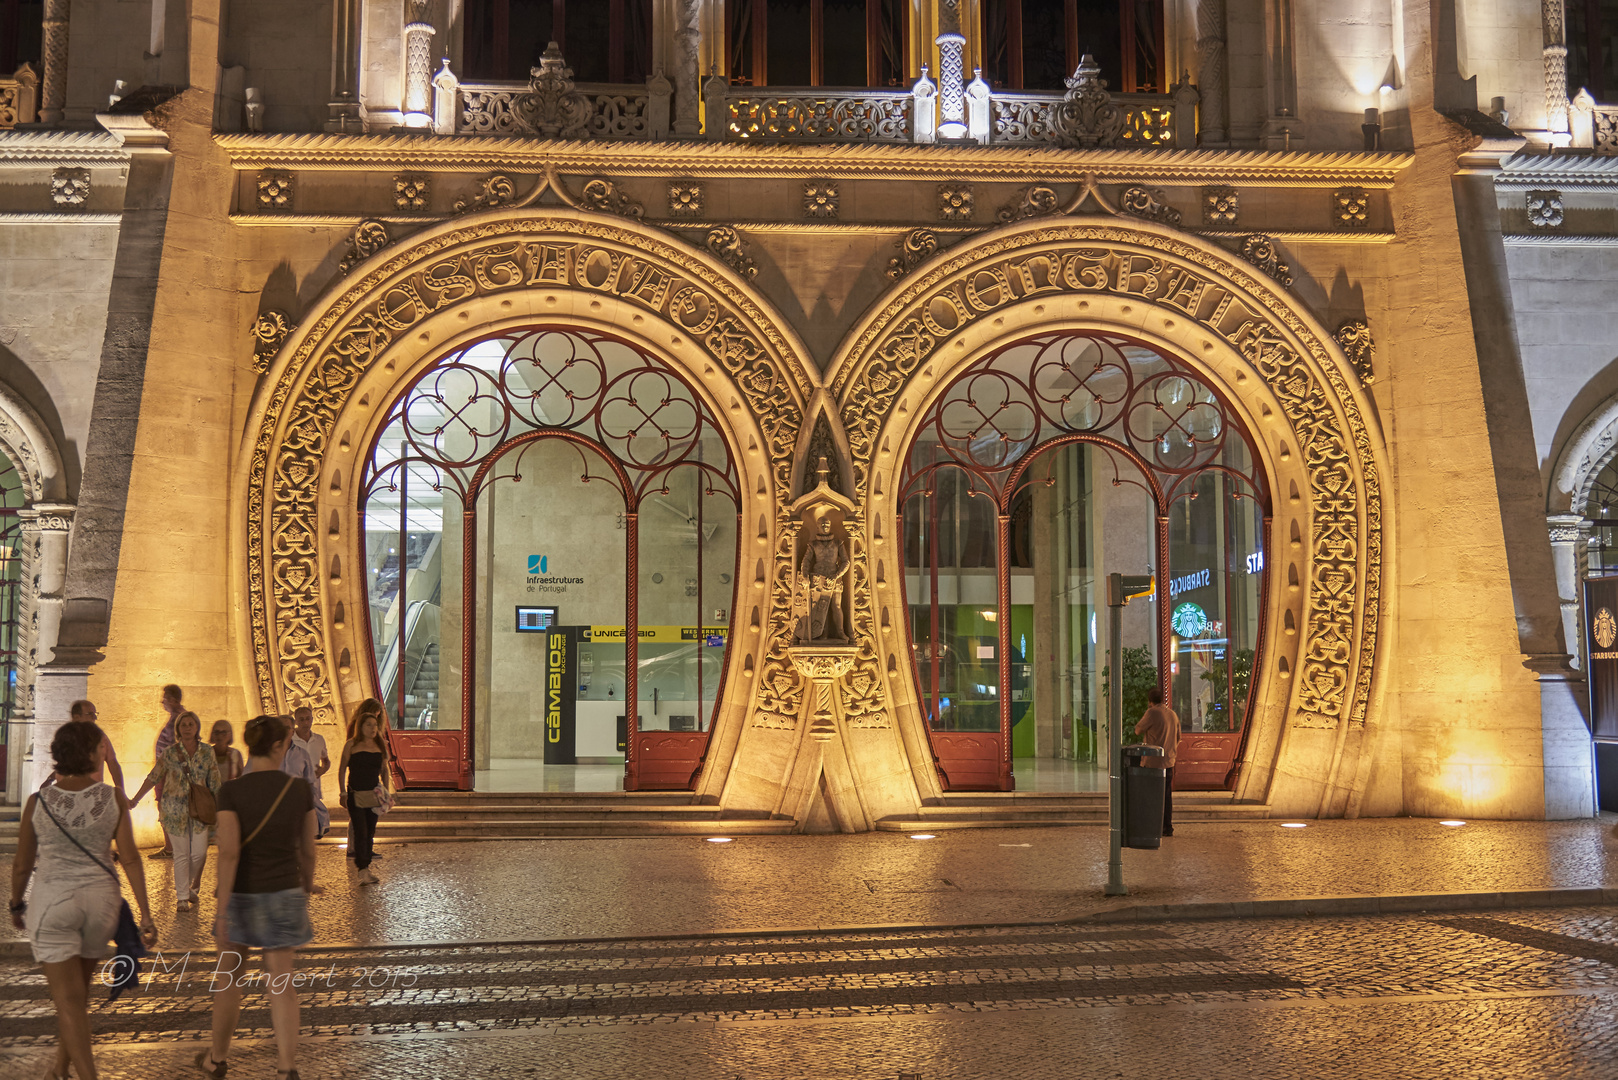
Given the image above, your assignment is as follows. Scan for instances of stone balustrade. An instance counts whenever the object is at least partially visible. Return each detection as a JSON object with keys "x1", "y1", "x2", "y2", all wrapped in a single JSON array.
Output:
[{"x1": 0, "y1": 64, "x2": 39, "y2": 130}]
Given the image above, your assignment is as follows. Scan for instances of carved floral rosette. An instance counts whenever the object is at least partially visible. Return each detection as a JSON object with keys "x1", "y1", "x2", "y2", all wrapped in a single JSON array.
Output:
[
  {"x1": 830, "y1": 220, "x2": 1388, "y2": 776},
  {"x1": 241, "y1": 212, "x2": 811, "y2": 738}
]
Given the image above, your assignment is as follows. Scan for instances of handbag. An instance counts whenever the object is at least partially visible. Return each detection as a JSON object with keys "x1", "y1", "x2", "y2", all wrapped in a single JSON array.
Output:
[
  {"x1": 34, "y1": 787, "x2": 148, "y2": 1001},
  {"x1": 353, "y1": 788, "x2": 382, "y2": 809},
  {"x1": 189, "y1": 782, "x2": 217, "y2": 827}
]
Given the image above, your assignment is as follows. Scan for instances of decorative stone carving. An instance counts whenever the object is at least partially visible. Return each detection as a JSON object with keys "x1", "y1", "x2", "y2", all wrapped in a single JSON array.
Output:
[
  {"x1": 996, "y1": 185, "x2": 1060, "y2": 222},
  {"x1": 799, "y1": 522, "x2": 850, "y2": 643},
  {"x1": 1240, "y1": 234, "x2": 1293, "y2": 289},
  {"x1": 0, "y1": 64, "x2": 39, "y2": 129},
  {"x1": 40, "y1": 0, "x2": 68, "y2": 124},
  {"x1": 1544, "y1": 0, "x2": 1570, "y2": 135},
  {"x1": 803, "y1": 181, "x2": 840, "y2": 219},
  {"x1": 834, "y1": 225, "x2": 1385, "y2": 738},
  {"x1": 887, "y1": 229, "x2": 940, "y2": 279},
  {"x1": 1333, "y1": 187, "x2": 1370, "y2": 230},
  {"x1": 1527, "y1": 189, "x2": 1564, "y2": 229},
  {"x1": 1334, "y1": 319, "x2": 1375, "y2": 387},
  {"x1": 705, "y1": 226, "x2": 756, "y2": 278},
  {"x1": 50, "y1": 166, "x2": 88, "y2": 208},
  {"x1": 1196, "y1": 0, "x2": 1229, "y2": 142},
  {"x1": 1050, "y1": 54, "x2": 1126, "y2": 148},
  {"x1": 781, "y1": 456, "x2": 861, "y2": 739},
  {"x1": 244, "y1": 215, "x2": 811, "y2": 743},
  {"x1": 256, "y1": 170, "x2": 294, "y2": 211},
  {"x1": 1118, "y1": 185, "x2": 1181, "y2": 226},
  {"x1": 789, "y1": 646, "x2": 858, "y2": 741},
  {"x1": 453, "y1": 174, "x2": 516, "y2": 214},
  {"x1": 519, "y1": 41, "x2": 591, "y2": 138},
  {"x1": 250, "y1": 310, "x2": 292, "y2": 374},
  {"x1": 938, "y1": 184, "x2": 973, "y2": 221},
  {"x1": 394, "y1": 174, "x2": 429, "y2": 212},
  {"x1": 668, "y1": 181, "x2": 703, "y2": 218},
  {"x1": 337, "y1": 220, "x2": 390, "y2": 275},
  {"x1": 934, "y1": 0, "x2": 967, "y2": 139},
  {"x1": 581, "y1": 178, "x2": 643, "y2": 218},
  {"x1": 401, "y1": 0, "x2": 435, "y2": 126},
  {"x1": 1203, "y1": 185, "x2": 1239, "y2": 226}
]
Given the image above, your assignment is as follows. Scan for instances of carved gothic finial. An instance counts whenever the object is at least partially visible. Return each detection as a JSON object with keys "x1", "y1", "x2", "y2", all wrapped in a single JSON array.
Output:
[
  {"x1": 1240, "y1": 234, "x2": 1293, "y2": 289},
  {"x1": 250, "y1": 310, "x2": 292, "y2": 373},
  {"x1": 887, "y1": 228, "x2": 940, "y2": 279},
  {"x1": 816, "y1": 456, "x2": 830, "y2": 487},
  {"x1": 338, "y1": 219, "x2": 390, "y2": 275},
  {"x1": 1052, "y1": 54, "x2": 1126, "y2": 148},
  {"x1": 1335, "y1": 319, "x2": 1375, "y2": 387},
  {"x1": 705, "y1": 226, "x2": 756, "y2": 278},
  {"x1": 517, "y1": 41, "x2": 592, "y2": 138}
]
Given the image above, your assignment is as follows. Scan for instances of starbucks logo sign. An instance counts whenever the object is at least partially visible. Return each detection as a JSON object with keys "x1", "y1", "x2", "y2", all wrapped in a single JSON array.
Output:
[
  {"x1": 1597, "y1": 607, "x2": 1617, "y2": 650},
  {"x1": 1171, "y1": 602, "x2": 1209, "y2": 639}
]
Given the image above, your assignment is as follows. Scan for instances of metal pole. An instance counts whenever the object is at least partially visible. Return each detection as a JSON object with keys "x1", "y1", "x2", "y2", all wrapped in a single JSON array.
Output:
[{"x1": 1106, "y1": 571, "x2": 1127, "y2": 897}]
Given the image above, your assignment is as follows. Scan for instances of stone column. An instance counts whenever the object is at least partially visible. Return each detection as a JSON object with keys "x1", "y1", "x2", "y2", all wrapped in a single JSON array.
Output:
[
  {"x1": 935, "y1": 0, "x2": 967, "y2": 139},
  {"x1": 1196, "y1": 0, "x2": 1228, "y2": 144},
  {"x1": 1544, "y1": 0, "x2": 1569, "y2": 135},
  {"x1": 326, "y1": 0, "x2": 366, "y2": 132},
  {"x1": 672, "y1": 0, "x2": 701, "y2": 136},
  {"x1": 39, "y1": 0, "x2": 68, "y2": 125},
  {"x1": 1260, "y1": 0, "x2": 1300, "y2": 148},
  {"x1": 401, "y1": 0, "x2": 435, "y2": 128},
  {"x1": 9, "y1": 506, "x2": 72, "y2": 802},
  {"x1": 1549, "y1": 514, "x2": 1588, "y2": 670}
]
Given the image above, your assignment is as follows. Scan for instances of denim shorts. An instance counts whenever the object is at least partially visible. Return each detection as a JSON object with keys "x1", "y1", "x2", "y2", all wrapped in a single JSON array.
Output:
[{"x1": 225, "y1": 888, "x2": 312, "y2": 950}]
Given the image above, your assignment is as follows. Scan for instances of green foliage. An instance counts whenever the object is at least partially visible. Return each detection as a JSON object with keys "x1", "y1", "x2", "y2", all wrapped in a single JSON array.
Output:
[
  {"x1": 1101, "y1": 645, "x2": 1157, "y2": 743},
  {"x1": 1199, "y1": 648, "x2": 1255, "y2": 732}
]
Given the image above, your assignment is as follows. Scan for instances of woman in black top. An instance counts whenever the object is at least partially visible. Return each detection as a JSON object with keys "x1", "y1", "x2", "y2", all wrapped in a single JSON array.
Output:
[
  {"x1": 338, "y1": 711, "x2": 392, "y2": 886},
  {"x1": 202, "y1": 713, "x2": 320, "y2": 1080}
]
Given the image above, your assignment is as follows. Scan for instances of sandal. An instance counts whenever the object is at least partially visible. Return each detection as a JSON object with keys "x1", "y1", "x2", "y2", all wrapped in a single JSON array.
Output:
[
  {"x1": 277, "y1": 1071, "x2": 300, "y2": 1080},
  {"x1": 195, "y1": 1050, "x2": 227, "y2": 1077}
]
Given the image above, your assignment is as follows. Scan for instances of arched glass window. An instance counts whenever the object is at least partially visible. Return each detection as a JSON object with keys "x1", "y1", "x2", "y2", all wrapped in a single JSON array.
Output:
[
  {"x1": 360, "y1": 329, "x2": 739, "y2": 791},
  {"x1": 1588, "y1": 459, "x2": 1618, "y2": 572},
  {"x1": 463, "y1": 0, "x2": 653, "y2": 82},
  {"x1": 980, "y1": 0, "x2": 1165, "y2": 92},
  {"x1": 900, "y1": 333, "x2": 1268, "y2": 791}
]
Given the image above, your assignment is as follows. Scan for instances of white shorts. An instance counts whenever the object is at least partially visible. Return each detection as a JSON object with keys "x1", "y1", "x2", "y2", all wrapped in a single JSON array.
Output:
[{"x1": 26, "y1": 881, "x2": 120, "y2": 964}]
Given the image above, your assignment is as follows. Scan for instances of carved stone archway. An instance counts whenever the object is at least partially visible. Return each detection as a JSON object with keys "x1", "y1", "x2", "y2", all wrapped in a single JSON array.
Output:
[
  {"x1": 0, "y1": 379, "x2": 74, "y2": 801},
  {"x1": 236, "y1": 208, "x2": 815, "y2": 795},
  {"x1": 1545, "y1": 390, "x2": 1618, "y2": 672},
  {"x1": 826, "y1": 216, "x2": 1392, "y2": 819}
]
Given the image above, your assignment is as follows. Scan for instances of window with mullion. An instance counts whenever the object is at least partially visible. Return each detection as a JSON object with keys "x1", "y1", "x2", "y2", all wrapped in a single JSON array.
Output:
[
  {"x1": 1568, "y1": 0, "x2": 1618, "y2": 103},
  {"x1": 725, "y1": 0, "x2": 908, "y2": 87},
  {"x1": 981, "y1": 0, "x2": 1164, "y2": 93},
  {"x1": 463, "y1": 0, "x2": 652, "y2": 83}
]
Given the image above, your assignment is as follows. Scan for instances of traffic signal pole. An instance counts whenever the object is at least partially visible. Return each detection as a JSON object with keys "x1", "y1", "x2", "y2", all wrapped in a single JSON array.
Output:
[{"x1": 1105, "y1": 572, "x2": 1155, "y2": 897}]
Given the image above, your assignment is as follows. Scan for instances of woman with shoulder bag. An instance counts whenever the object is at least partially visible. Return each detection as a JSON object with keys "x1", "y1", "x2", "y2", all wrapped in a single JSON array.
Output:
[
  {"x1": 338, "y1": 710, "x2": 392, "y2": 887},
  {"x1": 9, "y1": 719, "x2": 157, "y2": 1080},
  {"x1": 147, "y1": 711, "x2": 221, "y2": 912},
  {"x1": 199, "y1": 714, "x2": 320, "y2": 1080}
]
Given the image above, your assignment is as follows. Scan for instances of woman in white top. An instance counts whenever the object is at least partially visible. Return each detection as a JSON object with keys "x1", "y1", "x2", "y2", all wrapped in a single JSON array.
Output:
[{"x1": 9, "y1": 719, "x2": 157, "y2": 1080}]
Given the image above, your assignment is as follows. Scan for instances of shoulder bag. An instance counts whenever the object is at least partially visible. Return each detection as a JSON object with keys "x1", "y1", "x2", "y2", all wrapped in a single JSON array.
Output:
[
  {"x1": 241, "y1": 775, "x2": 298, "y2": 847},
  {"x1": 34, "y1": 787, "x2": 147, "y2": 1001}
]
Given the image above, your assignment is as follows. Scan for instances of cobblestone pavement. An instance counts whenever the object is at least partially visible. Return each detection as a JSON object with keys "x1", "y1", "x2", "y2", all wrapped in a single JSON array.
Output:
[
  {"x1": 7, "y1": 816, "x2": 1616, "y2": 952},
  {"x1": 3, "y1": 906, "x2": 1618, "y2": 1077}
]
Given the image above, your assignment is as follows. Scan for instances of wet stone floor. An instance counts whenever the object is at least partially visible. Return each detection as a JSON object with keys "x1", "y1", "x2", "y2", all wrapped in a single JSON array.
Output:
[{"x1": 2, "y1": 906, "x2": 1616, "y2": 1078}]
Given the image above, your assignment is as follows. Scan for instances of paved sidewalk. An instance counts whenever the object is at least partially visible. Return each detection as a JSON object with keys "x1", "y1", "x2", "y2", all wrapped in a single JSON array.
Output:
[{"x1": 6, "y1": 816, "x2": 1615, "y2": 953}]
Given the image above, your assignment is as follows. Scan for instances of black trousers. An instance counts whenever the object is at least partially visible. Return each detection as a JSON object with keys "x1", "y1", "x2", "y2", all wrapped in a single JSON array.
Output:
[
  {"x1": 346, "y1": 797, "x2": 379, "y2": 869},
  {"x1": 1162, "y1": 766, "x2": 1175, "y2": 836}
]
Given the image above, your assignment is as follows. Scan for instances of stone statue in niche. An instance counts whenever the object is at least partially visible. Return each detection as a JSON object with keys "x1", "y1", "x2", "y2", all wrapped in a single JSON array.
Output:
[
  {"x1": 791, "y1": 456, "x2": 856, "y2": 646},
  {"x1": 800, "y1": 515, "x2": 850, "y2": 643}
]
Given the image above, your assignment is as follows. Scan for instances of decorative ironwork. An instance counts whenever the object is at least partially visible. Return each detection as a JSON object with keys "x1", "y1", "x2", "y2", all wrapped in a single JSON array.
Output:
[
  {"x1": 456, "y1": 43, "x2": 658, "y2": 140},
  {"x1": 727, "y1": 92, "x2": 912, "y2": 142},
  {"x1": 992, "y1": 92, "x2": 1174, "y2": 147},
  {"x1": 899, "y1": 333, "x2": 1266, "y2": 512}
]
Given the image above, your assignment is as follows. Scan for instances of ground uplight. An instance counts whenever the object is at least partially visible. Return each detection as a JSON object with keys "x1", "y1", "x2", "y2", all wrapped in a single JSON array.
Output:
[
  {"x1": 705, "y1": 837, "x2": 734, "y2": 843},
  {"x1": 910, "y1": 833, "x2": 937, "y2": 840},
  {"x1": 1278, "y1": 822, "x2": 1308, "y2": 829},
  {"x1": 1439, "y1": 820, "x2": 1466, "y2": 827}
]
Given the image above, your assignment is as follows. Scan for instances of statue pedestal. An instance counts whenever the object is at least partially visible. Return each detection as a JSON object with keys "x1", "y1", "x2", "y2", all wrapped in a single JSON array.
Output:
[{"x1": 788, "y1": 645, "x2": 857, "y2": 741}]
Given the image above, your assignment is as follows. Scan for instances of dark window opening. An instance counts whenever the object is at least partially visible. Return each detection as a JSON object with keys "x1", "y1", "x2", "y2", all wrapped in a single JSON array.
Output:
[
  {"x1": 463, "y1": 0, "x2": 652, "y2": 83},
  {"x1": 981, "y1": 0, "x2": 1164, "y2": 93},
  {"x1": 0, "y1": 0, "x2": 43, "y2": 75},
  {"x1": 1568, "y1": 0, "x2": 1618, "y2": 104},
  {"x1": 726, "y1": 0, "x2": 909, "y2": 87}
]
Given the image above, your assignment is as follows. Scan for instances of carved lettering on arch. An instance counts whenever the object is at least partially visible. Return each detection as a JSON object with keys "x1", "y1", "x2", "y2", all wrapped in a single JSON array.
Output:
[
  {"x1": 835, "y1": 227, "x2": 1383, "y2": 735},
  {"x1": 246, "y1": 218, "x2": 810, "y2": 733}
]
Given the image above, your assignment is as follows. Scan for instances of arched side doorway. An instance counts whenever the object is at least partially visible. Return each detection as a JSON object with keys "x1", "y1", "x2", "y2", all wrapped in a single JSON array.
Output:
[
  {"x1": 899, "y1": 331, "x2": 1269, "y2": 791},
  {"x1": 357, "y1": 327, "x2": 741, "y2": 790},
  {"x1": 237, "y1": 210, "x2": 813, "y2": 794},
  {"x1": 829, "y1": 217, "x2": 1390, "y2": 818}
]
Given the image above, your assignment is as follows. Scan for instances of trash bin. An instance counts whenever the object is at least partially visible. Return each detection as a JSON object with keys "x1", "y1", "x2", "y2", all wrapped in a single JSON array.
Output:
[{"x1": 1121, "y1": 743, "x2": 1166, "y2": 850}]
